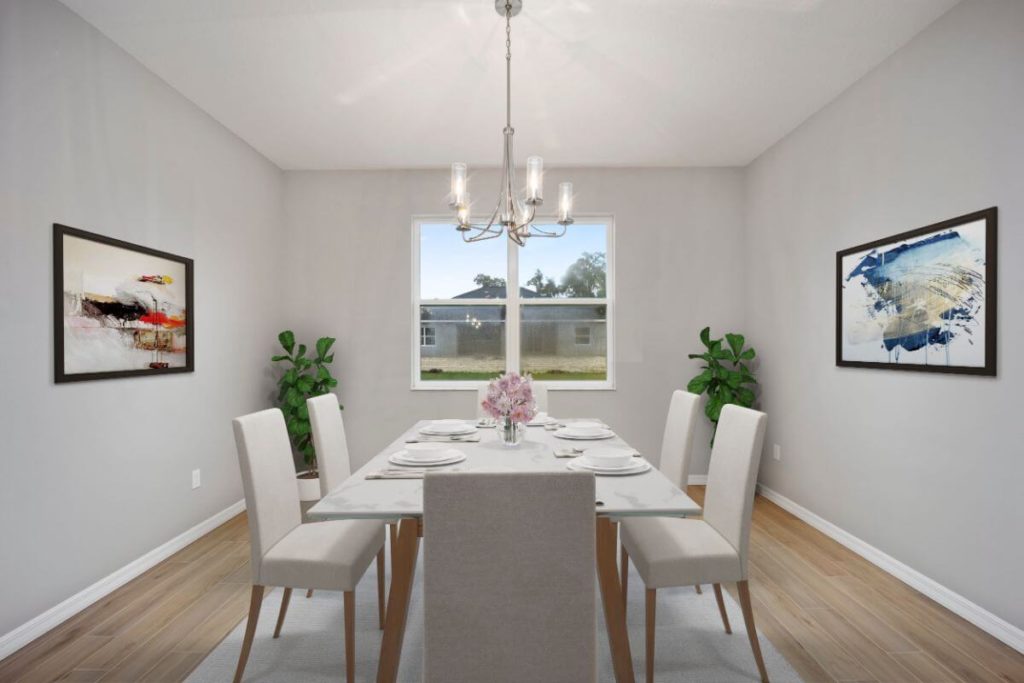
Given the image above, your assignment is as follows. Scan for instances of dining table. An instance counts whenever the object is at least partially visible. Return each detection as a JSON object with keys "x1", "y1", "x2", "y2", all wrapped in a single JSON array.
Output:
[{"x1": 307, "y1": 418, "x2": 703, "y2": 683}]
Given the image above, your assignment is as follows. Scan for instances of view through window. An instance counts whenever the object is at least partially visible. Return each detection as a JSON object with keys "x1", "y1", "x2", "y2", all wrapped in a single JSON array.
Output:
[{"x1": 415, "y1": 219, "x2": 612, "y2": 388}]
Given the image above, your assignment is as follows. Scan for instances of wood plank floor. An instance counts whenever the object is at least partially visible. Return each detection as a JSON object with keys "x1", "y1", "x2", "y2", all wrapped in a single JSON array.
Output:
[{"x1": 2, "y1": 488, "x2": 1022, "y2": 682}]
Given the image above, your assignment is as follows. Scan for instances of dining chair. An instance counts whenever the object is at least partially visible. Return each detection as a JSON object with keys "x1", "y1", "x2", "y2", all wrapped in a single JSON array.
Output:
[
  {"x1": 422, "y1": 471, "x2": 596, "y2": 683},
  {"x1": 306, "y1": 392, "x2": 392, "y2": 615},
  {"x1": 621, "y1": 390, "x2": 701, "y2": 603},
  {"x1": 620, "y1": 404, "x2": 769, "y2": 683},
  {"x1": 232, "y1": 408, "x2": 386, "y2": 683},
  {"x1": 476, "y1": 380, "x2": 548, "y2": 417}
]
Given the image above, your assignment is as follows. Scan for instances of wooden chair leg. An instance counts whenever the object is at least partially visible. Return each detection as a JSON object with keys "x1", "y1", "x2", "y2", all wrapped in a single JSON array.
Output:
[
  {"x1": 737, "y1": 580, "x2": 769, "y2": 683},
  {"x1": 712, "y1": 583, "x2": 732, "y2": 634},
  {"x1": 233, "y1": 585, "x2": 265, "y2": 683},
  {"x1": 620, "y1": 544, "x2": 629, "y2": 606},
  {"x1": 344, "y1": 590, "x2": 355, "y2": 683},
  {"x1": 273, "y1": 587, "x2": 292, "y2": 638},
  {"x1": 388, "y1": 522, "x2": 397, "y2": 574},
  {"x1": 645, "y1": 588, "x2": 656, "y2": 683},
  {"x1": 376, "y1": 546, "x2": 386, "y2": 630},
  {"x1": 695, "y1": 583, "x2": 703, "y2": 594},
  {"x1": 306, "y1": 588, "x2": 313, "y2": 598}
]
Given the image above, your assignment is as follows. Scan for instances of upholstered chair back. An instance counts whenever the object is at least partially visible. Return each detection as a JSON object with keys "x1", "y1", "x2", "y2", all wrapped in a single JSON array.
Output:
[
  {"x1": 232, "y1": 408, "x2": 303, "y2": 584},
  {"x1": 702, "y1": 404, "x2": 768, "y2": 576},
  {"x1": 422, "y1": 472, "x2": 596, "y2": 683},
  {"x1": 658, "y1": 390, "x2": 701, "y2": 490},
  {"x1": 307, "y1": 393, "x2": 351, "y2": 497}
]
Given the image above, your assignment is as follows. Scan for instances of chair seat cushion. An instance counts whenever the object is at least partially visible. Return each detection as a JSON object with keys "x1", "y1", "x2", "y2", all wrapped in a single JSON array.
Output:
[
  {"x1": 260, "y1": 519, "x2": 385, "y2": 591},
  {"x1": 620, "y1": 517, "x2": 743, "y2": 588}
]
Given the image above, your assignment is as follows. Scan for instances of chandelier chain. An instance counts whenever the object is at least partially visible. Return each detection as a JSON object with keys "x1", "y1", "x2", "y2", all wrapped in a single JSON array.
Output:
[{"x1": 505, "y1": 3, "x2": 512, "y2": 129}]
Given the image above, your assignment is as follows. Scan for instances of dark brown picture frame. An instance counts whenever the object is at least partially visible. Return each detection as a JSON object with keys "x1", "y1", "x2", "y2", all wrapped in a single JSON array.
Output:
[
  {"x1": 54, "y1": 223, "x2": 195, "y2": 383},
  {"x1": 835, "y1": 207, "x2": 996, "y2": 376}
]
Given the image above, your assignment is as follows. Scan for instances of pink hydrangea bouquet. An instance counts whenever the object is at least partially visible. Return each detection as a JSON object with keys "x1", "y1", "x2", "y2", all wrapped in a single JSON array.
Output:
[{"x1": 481, "y1": 372, "x2": 537, "y2": 446}]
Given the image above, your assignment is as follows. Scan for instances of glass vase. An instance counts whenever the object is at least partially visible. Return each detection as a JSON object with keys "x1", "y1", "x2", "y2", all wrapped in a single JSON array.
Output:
[{"x1": 500, "y1": 417, "x2": 524, "y2": 447}]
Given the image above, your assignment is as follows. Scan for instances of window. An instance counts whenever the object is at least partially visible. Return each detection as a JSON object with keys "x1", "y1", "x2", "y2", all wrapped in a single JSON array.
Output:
[
  {"x1": 413, "y1": 217, "x2": 613, "y2": 389},
  {"x1": 420, "y1": 326, "x2": 436, "y2": 347}
]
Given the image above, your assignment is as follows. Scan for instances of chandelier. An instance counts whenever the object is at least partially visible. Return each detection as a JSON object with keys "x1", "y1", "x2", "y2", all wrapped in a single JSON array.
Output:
[{"x1": 448, "y1": 0, "x2": 575, "y2": 246}]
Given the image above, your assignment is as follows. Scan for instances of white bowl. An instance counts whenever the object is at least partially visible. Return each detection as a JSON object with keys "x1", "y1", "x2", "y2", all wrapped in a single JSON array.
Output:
[
  {"x1": 582, "y1": 447, "x2": 634, "y2": 469},
  {"x1": 402, "y1": 442, "x2": 454, "y2": 461},
  {"x1": 561, "y1": 425, "x2": 608, "y2": 438}
]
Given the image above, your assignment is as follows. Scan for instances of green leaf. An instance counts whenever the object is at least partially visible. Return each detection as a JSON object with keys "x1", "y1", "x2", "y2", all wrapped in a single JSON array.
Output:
[
  {"x1": 282, "y1": 368, "x2": 298, "y2": 385},
  {"x1": 712, "y1": 348, "x2": 732, "y2": 360},
  {"x1": 285, "y1": 387, "x2": 304, "y2": 408},
  {"x1": 687, "y1": 377, "x2": 708, "y2": 393},
  {"x1": 296, "y1": 403, "x2": 309, "y2": 420},
  {"x1": 687, "y1": 352, "x2": 712, "y2": 361},
  {"x1": 327, "y1": 378, "x2": 338, "y2": 388},
  {"x1": 705, "y1": 394, "x2": 724, "y2": 422},
  {"x1": 735, "y1": 387, "x2": 755, "y2": 406},
  {"x1": 323, "y1": 354, "x2": 334, "y2": 364},
  {"x1": 271, "y1": 354, "x2": 290, "y2": 362},
  {"x1": 278, "y1": 330, "x2": 295, "y2": 354},
  {"x1": 725, "y1": 333, "x2": 745, "y2": 358},
  {"x1": 292, "y1": 418, "x2": 311, "y2": 436},
  {"x1": 699, "y1": 326, "x2": 711, "y2": 348},
  {"x1": 739, "y1": 348, "x2": 756, "y2": 361},
  {"x1": 295, "y1": 344, "x2": 307, "y2": 359},
  {"x1": 296, "y1": 376, "x2": 315, "y2": 394},
  {"x1": 315, "y1": 337, "x2": 335, "y2": 360}
]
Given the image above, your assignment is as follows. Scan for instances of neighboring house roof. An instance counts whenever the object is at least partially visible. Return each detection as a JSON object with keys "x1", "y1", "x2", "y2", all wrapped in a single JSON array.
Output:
[{"x1": 453, "y1": 285, "x2": 540, "y2": 299}]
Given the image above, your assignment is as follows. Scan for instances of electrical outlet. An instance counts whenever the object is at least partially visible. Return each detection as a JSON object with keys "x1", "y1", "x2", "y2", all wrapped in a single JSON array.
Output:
[
  {"x1": 772, "y1": 444, "x2": 782, "y2": 462},
  {"x1": 192, "y1": 469, "x2": 201, "y2": 489}
]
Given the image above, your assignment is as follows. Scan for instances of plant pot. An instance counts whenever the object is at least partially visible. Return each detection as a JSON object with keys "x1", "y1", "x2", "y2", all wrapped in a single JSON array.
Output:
[{"x1": 296, "y1": 470, "x2": 321, "y2": 502}]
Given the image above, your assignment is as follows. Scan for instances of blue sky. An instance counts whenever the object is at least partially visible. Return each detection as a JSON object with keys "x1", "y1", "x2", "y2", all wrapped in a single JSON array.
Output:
[{"x1": 420, "y1": 222, "x2": 606, "y2": 299}]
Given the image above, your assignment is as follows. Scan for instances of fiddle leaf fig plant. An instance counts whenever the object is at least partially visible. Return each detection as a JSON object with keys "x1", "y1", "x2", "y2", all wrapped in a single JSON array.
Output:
[
  {"x1": 687, "y1": 326, "x2": 757, "y2": 443},
  {"x1": 271, "y1": 330, "x2": 340, "y2": 475}
]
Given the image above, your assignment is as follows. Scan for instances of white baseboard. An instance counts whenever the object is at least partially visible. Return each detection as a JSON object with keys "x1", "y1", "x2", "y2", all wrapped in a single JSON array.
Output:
[
  {"x1": 0, "y1": 498, "x2": 246, "y2": 662},
  {"x1": 687, "y1": 474, "x2": 708, "y2": 485},
  {"x1": 756, "y1": 483, "x2": 1024, "y2": 655}
]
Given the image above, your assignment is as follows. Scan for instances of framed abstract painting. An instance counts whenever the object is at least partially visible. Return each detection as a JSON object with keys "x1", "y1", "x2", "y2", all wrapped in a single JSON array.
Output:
[
  {"x1": 836, "y1": 208, "x2": 996, "y2": 376},
  {"x1": 54, "y1": 224, "x2": 194, "y2": 383}
]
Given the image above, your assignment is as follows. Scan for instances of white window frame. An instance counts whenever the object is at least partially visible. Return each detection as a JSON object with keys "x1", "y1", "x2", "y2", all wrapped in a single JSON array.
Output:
[
  {"x1": 420, "y1": 325, "x2": 436, "y2": 347},
  {"x1": 411, "y1": 214, "x2": 615, "y2": 391}
]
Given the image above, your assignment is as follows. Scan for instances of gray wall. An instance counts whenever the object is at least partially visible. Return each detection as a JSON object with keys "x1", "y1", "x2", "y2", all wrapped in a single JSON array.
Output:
[
  {"x1": 743, "y1": 0, "x2": 1024, "y2": 629},
  {"x1": 283, "y1": 168, "x2": 746, "y2": 473},
  {"x1": 0, "y1": 0, "x2": 284, "y2": 636}
]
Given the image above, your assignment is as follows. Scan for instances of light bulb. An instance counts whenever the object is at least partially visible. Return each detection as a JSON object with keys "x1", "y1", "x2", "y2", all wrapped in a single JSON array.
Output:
[
  {"x1": 558, "y1": 181, "x2": 574, "y2": 223},
  {"x1": 526, "y1": 156, "x2": 543, "y2": 202},
  {"x1": 450, "y1": 163, "x2": 467, "y2": 207}
]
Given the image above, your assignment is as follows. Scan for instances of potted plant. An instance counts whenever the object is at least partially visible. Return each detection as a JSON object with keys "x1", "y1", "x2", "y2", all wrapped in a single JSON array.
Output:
[
  {"x1": 686, "y1": 327, "x2": 758, "y2": 444},
  {"x1": 272, "y1": 330, "x2": 340, "y2": 500}
]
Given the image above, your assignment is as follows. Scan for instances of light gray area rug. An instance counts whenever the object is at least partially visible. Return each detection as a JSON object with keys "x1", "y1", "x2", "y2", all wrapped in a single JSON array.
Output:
[{"x1": 187, "y1": 553, "x2": 802, "y2": 682}]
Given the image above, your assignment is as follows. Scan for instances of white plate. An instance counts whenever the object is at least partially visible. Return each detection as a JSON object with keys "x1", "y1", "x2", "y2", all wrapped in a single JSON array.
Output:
[
  {"x1": 419, "y1": 420, "x2": 477, "y2": 436},
  {"x1": 527, "y1": 413, "x2": 558, "y2": 426},
  {"x1": 563, "y1": 420, "x2": 609, "y2": 430},
  {"x1": 567, "y1": 459, "x2": 651, "y2": 476},
  {"x1": 553, "y1": 428, "x2": 615, "y2": 440},
  {"x1": 401, "y1": 442, "x2": 456, "y2": 462},
  {"x1": 581, "y1": 446, "x2": 635, "y2": 469},
  {"x1": 389, "y1": 451, "x2": 466, "y2": 467}
]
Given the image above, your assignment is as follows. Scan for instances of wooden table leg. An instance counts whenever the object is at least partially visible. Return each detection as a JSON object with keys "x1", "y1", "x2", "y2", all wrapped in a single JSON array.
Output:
[
  {"x1": 376, "y1": 517, "x2": 420, "y2": 683},
  {"x1": 596, "y1": 516, "x2": 636, "y2": 683}
]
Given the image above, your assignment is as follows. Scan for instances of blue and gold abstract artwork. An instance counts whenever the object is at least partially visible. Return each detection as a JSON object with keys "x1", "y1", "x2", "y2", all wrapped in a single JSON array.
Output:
[{"x1": 837, "y1": 208, "x2": 996, "y2": 375}]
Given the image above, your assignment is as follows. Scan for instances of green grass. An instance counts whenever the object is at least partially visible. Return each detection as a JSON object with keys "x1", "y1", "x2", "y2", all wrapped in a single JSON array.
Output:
[{"x1": 420, "y1": 371, "x2": 607, "y2": 382}]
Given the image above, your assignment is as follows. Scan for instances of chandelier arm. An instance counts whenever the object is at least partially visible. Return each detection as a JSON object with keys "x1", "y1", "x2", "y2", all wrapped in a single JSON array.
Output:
[{"x1": 524, "y1": 223, "x2": 567, "y2": 238}]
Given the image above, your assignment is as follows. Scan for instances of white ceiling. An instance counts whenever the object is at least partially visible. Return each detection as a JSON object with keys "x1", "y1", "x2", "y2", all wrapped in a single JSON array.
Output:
[{"x1": 59, "y1": 0, "x2": 958, "y2": 170}]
